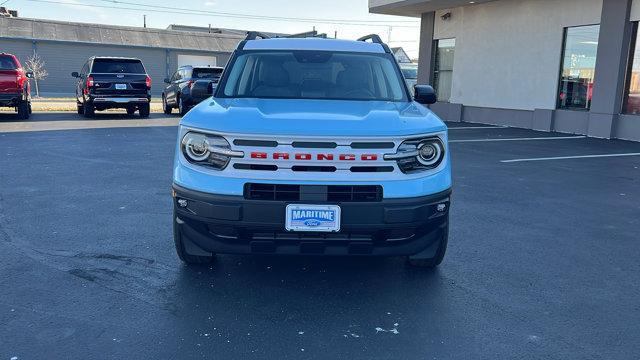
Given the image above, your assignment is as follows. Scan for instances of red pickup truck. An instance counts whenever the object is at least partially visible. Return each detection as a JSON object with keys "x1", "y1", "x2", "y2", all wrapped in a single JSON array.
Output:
[{"x1": 0, "y1": 53, "x2": 32, "y2": 119}]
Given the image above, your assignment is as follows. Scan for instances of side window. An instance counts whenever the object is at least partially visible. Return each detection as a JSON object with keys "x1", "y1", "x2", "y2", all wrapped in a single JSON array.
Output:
[
  {"x1": 172, "y1": 70, "x2": 181, "y2": 82},
  {"x1": 81, "y1": 62, "x2": 89, "y2": 77}
]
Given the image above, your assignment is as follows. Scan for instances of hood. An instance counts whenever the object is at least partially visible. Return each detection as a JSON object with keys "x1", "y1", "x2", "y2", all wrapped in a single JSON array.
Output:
[{"x1": 180, "y1": 98, "x2": 447, "y2": 137}]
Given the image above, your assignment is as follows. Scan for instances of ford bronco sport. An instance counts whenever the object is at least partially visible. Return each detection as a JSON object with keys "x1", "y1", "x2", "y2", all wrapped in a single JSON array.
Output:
[{"x1": 172, "y1": 33, "x2": 452, "y2": 268}]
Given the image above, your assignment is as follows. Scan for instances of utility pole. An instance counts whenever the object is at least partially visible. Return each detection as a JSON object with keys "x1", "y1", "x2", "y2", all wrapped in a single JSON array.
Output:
[
  {"x1": 387, "y1": 26, "x2": 392, "y2": 43},
  {"x1": 334, "y1": 30, "x2": 337, "y2": 39},
  {"x1": 143, "y1": 15, "x2": 147, "y2": 28}
]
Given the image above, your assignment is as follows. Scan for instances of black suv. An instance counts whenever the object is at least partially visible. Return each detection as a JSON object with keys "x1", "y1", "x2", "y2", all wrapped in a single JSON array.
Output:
[
  {"x1": 72, "y1": 57, "x2": 152, "y2": 118},
  {"x1": 162, "y1": 65, "x2": 223, "y2": 115}
]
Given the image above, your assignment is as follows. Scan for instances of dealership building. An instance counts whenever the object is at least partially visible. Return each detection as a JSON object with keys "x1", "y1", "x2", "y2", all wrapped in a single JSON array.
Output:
[
  {"x1": 0, "y1": 16, "x2": 242, "y2": 95},
  {"x1": 370, "y1": 0, "x2": 640, "y2": 141}
]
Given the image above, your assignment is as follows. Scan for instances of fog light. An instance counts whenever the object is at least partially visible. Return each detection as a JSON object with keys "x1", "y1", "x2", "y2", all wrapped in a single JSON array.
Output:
[
  {"x1": 436, "y1": 203, "x2": 447, "y2": 212},
  {"x1": 177, "y1": 198, "x2": 188, "y2": 207}
]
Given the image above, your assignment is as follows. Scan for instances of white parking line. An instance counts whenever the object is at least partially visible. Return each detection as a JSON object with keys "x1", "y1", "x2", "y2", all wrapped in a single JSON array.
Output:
[
  {"x1": 450, "y1": 136, "x2": 585, "y2": 143},
  {"x1": 448, "y1": 126, "x2": 506, "y2": 130},
  {"x1": 501, "y1": 153, "x2": 640, "y2": 163}
]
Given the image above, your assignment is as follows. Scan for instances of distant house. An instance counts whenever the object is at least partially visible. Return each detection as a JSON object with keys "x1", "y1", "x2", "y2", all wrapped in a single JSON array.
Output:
[{"x1": 391, "y1": 47, "x2": 412, "y2": 64}]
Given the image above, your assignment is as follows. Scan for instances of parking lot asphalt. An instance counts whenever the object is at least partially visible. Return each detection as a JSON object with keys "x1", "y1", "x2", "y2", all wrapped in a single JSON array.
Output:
[{"x1": 1, "y1": 112, "x2": 639, "y2": 359}]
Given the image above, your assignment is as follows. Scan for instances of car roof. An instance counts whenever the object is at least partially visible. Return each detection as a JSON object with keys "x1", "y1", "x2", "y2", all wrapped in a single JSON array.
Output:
[
  {"x1": 179, "y1": 65, "x2": 224, "y2": 70},
  {"x1": 242, "y1": 38, "x2": 386, "y2": 54},
  {"x1": 91, "y1": 56, "x2": 142, "y2": 61}
]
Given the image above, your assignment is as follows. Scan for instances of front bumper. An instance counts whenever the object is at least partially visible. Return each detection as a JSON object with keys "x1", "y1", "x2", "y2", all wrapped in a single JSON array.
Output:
[{"x1": 173, "y1": 184, "x2": 451, "y2": 257}]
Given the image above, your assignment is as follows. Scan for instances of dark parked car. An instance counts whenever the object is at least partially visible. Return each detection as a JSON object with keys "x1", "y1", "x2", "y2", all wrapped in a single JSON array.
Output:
[
  {"x1": 162, "y1": 65, "x2": 223, "y2": 115},
  {"x1": 72, "y1": 57, "x2": 151, "y2": 118},
  {"x1": 0, "y1": 53, "x2": 32, "y2": 119}
]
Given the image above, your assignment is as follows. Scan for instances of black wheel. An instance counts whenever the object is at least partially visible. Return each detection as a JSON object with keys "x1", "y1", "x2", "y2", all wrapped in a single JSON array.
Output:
[
  {"x1": 76, "y1": 103, "x2": 84, "y2": 115},
  {"x1": 178, "y1": 96, "x2": 189, "y2": 116},
  {"x1": 126, "y1": 106, "x2": 136, "y2": 115},
  {"x1": 83, "y1": 101, "x2": 95, "y2": 118},
  {"x1": 173, "y1": 209, "x2": 215, "y2": 264},
  {"x1": 406, "y1": 225, "x2": 448, "y2": 268},
  {"x1": 139, "y1": 103, "x2": 150, "y2": 118},
  {"x1": 162, "y1": 95, "x2": 172, "y2": 114},
  {"x1": 17, "y1": 100, "x2": 30, "y2": 120}
]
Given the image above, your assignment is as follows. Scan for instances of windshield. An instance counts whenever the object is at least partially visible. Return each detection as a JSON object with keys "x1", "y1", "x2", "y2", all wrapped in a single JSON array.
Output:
[
  {"x1": 193, "y1": 68, "x2": 223, "y2": 81},
  {"x1": 0, "y1": 55, "x2": 17, "y2": 70},
  {"x1": 91, "y1": 59, "x2": 145, "y2": 73},
  {"x1": 401, "y1": 67, "x2": 418, "y2": 79},
  {"x1": 218, "y1": 50, "x2": 408, "y2": 101}
]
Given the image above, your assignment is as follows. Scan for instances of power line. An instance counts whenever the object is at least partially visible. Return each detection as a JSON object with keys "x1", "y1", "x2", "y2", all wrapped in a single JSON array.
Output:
[
  {"x1": 98, "y1": 0, "x2": 419, "y2": 23},
  {"x1": 23, "y1": 0, "x2": 419, "y2": 27}
]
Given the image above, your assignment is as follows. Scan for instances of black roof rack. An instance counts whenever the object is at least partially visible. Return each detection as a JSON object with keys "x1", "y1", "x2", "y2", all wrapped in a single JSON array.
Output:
[
  {"x1": 245, "y1": 31, "x2": 271, "y2": 41},
  {"x1": 357, "y1": 34, "x2": 384, "y2": 44},
  {"x1": 356, "y1": 34, "x2": 392, "y2": 54}
]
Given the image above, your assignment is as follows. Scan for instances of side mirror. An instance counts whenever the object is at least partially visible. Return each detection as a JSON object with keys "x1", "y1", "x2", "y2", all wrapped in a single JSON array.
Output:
[
  {"x1": 414, "y1": 85, "x2": 437, "y2": 105},
  {"x1": 25, "y1": 71, "x2": 34, "y2": 79},
  {"x1": 164, "y1": 77, "x2": 171, "y2": 84},
  {"x1": 71, "y1": 72, "x2": 79, "y2": 78}
]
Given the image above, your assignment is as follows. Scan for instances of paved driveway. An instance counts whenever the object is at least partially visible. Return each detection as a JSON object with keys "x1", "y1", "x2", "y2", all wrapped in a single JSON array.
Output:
[{"x1": 1, "y1": 113, "x2": 639, "y2": 359}]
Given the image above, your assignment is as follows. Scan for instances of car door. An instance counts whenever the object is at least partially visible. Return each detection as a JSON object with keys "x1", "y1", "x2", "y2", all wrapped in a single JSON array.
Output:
[{"x1": 166, "y1": 70, "x2": 181, "y2": 106}]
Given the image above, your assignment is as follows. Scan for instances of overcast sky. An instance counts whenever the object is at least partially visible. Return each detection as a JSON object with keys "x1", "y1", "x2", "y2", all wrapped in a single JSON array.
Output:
[{"x1": 14, "y1": 0, "x2": 421, "y2": 57}]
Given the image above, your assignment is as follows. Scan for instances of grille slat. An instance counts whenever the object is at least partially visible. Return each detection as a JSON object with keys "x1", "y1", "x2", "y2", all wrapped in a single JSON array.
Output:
[{"x1": 245, "y1": 184, "x2": 382, "y2": 202}]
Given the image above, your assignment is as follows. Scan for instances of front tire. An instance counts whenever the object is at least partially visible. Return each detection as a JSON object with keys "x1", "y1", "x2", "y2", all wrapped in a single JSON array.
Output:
[
  {"x1": 126, "y1": 106, "x2": 136, "y2": 115},
  {"x1": 77, "y1": 103, "x2": 84, "y2": 115},
  {"x1": 173, "y1": 210, "x2": 215, "y2": 264},
  {"x1": 406, "y1": 225, "x2": 448, "y2": 268}
]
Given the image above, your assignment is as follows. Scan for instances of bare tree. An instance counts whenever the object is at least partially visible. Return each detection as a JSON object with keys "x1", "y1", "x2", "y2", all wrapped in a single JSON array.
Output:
[{"x1": 24, "y1": 53, "x2": 48, "y2": 98}]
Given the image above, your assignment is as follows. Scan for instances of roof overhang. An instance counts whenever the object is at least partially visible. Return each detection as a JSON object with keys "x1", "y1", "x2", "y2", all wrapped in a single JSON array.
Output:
[{"x1": 369, "y1": 0, "x2": 497, "y2": 17}]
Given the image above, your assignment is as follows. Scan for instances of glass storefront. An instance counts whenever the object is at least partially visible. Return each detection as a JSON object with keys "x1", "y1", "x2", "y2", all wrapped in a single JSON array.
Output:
[
  {"x1": 625, "y1": 23, "x2": 640, "y2": 114},
  {"x1": 433, "y1": 38, "x2": 455, "y2": 102},
  {"x1": 557, "y1": 25, "x2": 600, "y2": 110}
]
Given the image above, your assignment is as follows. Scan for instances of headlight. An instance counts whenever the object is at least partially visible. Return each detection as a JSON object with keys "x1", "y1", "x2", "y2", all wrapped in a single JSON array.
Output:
[
  {"x1": 181, "y1": 132, "x2": 243, "y2": 170},
  {"x1": 384, "y1": 137, "x2": 445, "y2": 173}
]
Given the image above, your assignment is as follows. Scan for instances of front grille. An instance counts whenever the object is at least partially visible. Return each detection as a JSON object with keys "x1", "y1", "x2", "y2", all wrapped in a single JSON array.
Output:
[
  {"x1": 327, "y1": 185, "x2": 383, "y2": 202},
  {"x1": 244, "y1": 183, "x2": 383, "y2": 202}
]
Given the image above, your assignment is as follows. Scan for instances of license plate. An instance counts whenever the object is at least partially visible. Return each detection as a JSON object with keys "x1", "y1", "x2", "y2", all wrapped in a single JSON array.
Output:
[
  {"x1": 115, "y1": 83, "x2": 127, "y2": 90},
  {"x1": 285, "y1": 204, "x2": 341, "y2": 232}
]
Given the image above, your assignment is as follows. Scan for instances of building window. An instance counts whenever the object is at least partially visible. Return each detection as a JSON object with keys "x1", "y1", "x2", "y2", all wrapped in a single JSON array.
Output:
[
  {"x1": 433, "y1": 38, "x2": 455, "y2": 102},
  {"x1": 557, "y1": 25, "x2": 600, "y2": 110},
  {"x1": 624, "y1": 22, "x2": 640, "y2": 114}
]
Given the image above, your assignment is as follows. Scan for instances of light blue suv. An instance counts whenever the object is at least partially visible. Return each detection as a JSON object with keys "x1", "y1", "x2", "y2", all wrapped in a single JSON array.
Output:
[{"x1": 172, "y1": 33, "x2": 452, "y2": 267}]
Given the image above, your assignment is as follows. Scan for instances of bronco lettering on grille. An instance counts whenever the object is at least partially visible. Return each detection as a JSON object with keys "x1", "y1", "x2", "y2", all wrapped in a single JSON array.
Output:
[{"x1": 250, "y1": 152, "x2": 378, "y2": 161}]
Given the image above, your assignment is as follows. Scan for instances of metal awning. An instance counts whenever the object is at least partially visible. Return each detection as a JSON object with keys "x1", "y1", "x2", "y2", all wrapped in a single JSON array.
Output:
[{"x1": 369, "y1": 0, "x2": 497, "y2": 16}]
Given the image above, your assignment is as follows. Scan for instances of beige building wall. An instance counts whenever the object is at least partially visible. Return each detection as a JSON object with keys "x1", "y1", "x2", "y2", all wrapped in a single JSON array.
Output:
[
  {"x1": 631, "y1": 0, "x2": 640, "y2": 20},
  {"x1": 431, "y1": 0, "x2": 602, "y2": 110}
]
